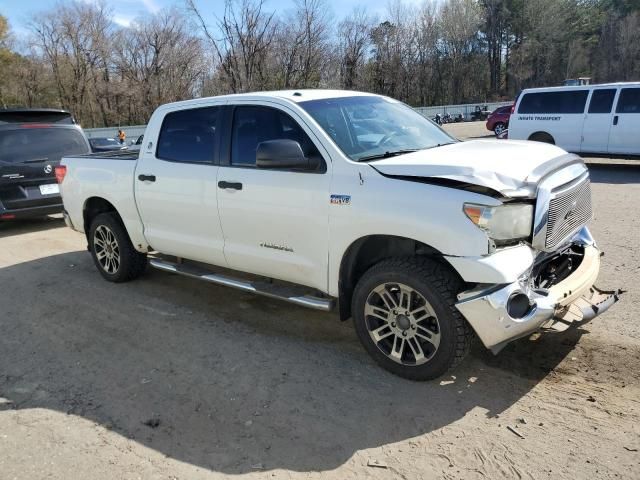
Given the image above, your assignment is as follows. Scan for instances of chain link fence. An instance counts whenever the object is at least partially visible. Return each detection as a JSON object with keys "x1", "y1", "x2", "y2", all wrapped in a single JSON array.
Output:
[{"x1": 414, "y1": 102, "x2": 512, "y2": 121}]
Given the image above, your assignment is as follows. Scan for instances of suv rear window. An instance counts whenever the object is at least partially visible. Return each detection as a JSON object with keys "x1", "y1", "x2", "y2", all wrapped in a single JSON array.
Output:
[
  {"x1": 518, "y1": 91, "x2": 588, "y2": 114},
  {"x1": 0, "y1": 127, "x2": 89, "y2": 164}
]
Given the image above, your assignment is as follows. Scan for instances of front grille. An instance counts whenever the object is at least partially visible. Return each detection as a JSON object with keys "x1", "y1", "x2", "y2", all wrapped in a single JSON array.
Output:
[{"x1": 545, "y1": 178, "x2": 592, "y2": 249}]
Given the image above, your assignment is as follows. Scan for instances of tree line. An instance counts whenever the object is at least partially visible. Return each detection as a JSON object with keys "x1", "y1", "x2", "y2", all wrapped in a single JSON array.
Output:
[{"x1": 0, "y1": 0, "x2": 638, "y2": 128}]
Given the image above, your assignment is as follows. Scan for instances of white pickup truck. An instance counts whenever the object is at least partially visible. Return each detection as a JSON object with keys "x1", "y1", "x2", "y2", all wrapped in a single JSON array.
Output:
[{"x1": 57, "y1": 90, "x2": 620, "y2": 380}]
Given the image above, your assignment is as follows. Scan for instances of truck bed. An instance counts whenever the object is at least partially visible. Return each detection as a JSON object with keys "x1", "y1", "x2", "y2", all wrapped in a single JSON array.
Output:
[{"x1": 72, "y1": 150, "x2": 140, "y2": 161}]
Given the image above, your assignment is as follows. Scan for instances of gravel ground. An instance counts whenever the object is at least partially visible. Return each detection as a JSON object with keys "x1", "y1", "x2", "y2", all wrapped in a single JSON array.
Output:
[{"x1": 0, "y1": 164, "x2": 638, "y2": 479}]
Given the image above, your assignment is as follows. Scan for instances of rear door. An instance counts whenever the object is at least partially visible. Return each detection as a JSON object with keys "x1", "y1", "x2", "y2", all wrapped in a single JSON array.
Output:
[
  {"x1": 0, "y1": 125, "x2": 89, "y2": 211},
  {"x1": 581, "y1": 88, "x2": 616, "y2": 154},
  {"x1": 609, "y1": 87, "x2": 640, "y2": 155},
  {"x1": 133, "y1": 104, "x2": 228, "y2": 266}
]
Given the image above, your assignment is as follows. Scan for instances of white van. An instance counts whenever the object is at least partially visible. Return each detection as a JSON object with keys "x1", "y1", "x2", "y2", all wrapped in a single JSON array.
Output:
[{"x1": 509, "y1": 82, "x2": 640, "y2": 155}]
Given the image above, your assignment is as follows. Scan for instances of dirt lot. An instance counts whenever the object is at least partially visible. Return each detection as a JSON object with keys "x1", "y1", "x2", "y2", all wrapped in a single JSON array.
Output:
[{"x1": 1, "y1": 165, "x2": 639, "y2": 479}]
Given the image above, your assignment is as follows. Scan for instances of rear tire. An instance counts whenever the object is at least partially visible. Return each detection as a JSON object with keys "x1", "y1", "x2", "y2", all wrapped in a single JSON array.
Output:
[
  {"x1": 89, "y1": 212, "x2": 147, "y2": 282},
  {"x1": 493, "y1": 122, "x2": 506, "y2": 136},
  {"x1": 529, "y1": 132, "x2": 555, "y2": 144},
  {"x1": 352, "y1": 257, "x2": 473, "y2": 381}
]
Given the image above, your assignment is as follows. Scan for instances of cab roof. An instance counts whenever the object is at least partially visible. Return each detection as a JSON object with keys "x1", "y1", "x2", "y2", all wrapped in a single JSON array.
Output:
[
  {"x1": 158, "y1": 89, "x2": 378, "y2": 111},
  {"x1": 522, "y1": 81, "x2": 640, "y2": 93}
]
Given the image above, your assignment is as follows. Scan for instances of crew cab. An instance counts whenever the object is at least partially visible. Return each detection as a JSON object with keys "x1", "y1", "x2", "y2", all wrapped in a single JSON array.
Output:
[
  {"x1": 58, "y1": 90, "x2": 620, "y2": 380},
  {"x1": 0, "y1": 108, "x2": 90, "y2": 219}
]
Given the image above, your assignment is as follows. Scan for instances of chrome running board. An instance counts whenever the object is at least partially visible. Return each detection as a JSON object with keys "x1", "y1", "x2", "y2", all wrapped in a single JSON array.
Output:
[{"x1": 149, "y1": 258, "x2": 335, "y2": 312}]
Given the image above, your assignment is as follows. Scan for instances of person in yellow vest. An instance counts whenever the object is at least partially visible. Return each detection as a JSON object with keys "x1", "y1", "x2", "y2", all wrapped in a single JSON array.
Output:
[{"x1": 117, "y1": 129, "x2": 126, "y2": 145}]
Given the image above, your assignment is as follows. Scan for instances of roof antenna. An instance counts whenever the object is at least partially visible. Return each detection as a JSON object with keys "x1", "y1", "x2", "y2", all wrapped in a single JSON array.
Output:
[{"x1": 293, "y1": 92, "x2": 302, "y2": 97}]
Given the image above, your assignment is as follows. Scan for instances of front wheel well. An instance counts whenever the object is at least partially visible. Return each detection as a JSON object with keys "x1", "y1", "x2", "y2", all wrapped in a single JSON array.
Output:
[{"x1": 337, "y1": 235, "x2": 460, "y2": 321}]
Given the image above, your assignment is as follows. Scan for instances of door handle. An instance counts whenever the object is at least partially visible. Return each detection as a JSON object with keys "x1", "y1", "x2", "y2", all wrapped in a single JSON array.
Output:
[
  {"x1": 613, "y1": 115, "x2": 619, "y2": 126},
  {"x1": 218, "y1": 181, "x2": 243, "y2": 190},
  {"x1": 138, "y1": 174, "x2": 156, "y2": 182}
]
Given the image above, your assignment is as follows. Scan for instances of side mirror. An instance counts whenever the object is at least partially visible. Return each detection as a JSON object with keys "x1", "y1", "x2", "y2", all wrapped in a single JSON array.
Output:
[{"x1": 256, "y1": 139, "x2": 318, "y2": 170}]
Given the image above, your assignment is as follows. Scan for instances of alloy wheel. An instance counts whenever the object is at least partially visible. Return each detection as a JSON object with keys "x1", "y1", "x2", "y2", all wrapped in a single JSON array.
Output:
[
  {"x1": 94, "y1": 225, "x2": 120, "y2": 274},
  {"x1": 364, "y1": 282, "x2": 441, "y2": 366}
]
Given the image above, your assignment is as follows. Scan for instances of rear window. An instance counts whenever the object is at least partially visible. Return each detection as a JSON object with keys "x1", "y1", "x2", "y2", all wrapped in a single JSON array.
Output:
[
  {"x1": 616, "y1": 88, "x2": 640, "y2": 114},
  {"x1": 156, "y1": 107, "x2": 220, "y2": 163},
  {"x1": 0, "y1": 127, "x2": 89, "y2": 164},
  {"x1": 518, "y1": 90, "x2": 588, "y2": 114},
  {"x1": 0, "y1": 111, "x2": 75, "y2": 124},
  {"x1": 588, "y1": 89, "x2": 616, "y2": 114}
]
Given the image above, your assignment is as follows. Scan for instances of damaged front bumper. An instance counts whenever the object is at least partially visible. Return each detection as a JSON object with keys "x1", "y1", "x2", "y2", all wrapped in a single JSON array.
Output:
[{"x1": 455, "y1": 231, "x2": 622, "y2": 353}]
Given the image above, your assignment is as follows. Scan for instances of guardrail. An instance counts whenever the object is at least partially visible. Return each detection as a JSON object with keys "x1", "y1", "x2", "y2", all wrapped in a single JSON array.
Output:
[{"x1": 83, "y1": 125, "x2": 146, "y2": 142}]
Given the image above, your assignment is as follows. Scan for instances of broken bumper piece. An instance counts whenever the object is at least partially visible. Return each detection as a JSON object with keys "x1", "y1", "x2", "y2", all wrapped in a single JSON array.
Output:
[{"x1": 455, "y1": 244, "x2": 622, "y2": 354}]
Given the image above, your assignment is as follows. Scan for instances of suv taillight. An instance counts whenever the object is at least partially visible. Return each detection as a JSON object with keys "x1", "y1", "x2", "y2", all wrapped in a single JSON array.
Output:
[
  {"x1": 55, "y1": 165, "x2": 67, "y2": 184},
  {"x1": 510, "y1": 103, "x2": 515, "y2": 114}
]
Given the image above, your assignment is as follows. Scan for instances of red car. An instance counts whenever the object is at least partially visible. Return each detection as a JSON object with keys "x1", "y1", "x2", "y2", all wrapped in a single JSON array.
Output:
[{"x1": 485, "y1": 105, "x2": 512, "y2": 136}]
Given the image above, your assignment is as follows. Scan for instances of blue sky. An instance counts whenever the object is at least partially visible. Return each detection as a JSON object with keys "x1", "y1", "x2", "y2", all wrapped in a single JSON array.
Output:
[{"x1": 0, "y1": 0, "x2": 420, "y2": 37}]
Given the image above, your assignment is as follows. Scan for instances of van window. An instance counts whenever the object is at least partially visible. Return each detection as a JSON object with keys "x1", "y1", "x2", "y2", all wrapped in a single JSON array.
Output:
[
  {"x1": 231, "y1": 105, "x2": 322, "y2": 168},
  {"x1": 156, "y1": 107, "x2": 220, "y2": 163},
  {"x1": 518, "y1": 91, "x2": 589, "y2": 114},
  {"x1": 588, "y1": 89, "x2": 616, "y2": 114},
  {"x1": 616, "y1": 88, "x2": 640, "y2": 114}
]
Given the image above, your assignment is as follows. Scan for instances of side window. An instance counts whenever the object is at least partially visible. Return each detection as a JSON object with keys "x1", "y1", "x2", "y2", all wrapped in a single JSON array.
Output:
[
  {"x1": 588, "y1": 89, "x2": 616, "y2": 114},
  {"x1": 616, "y1": 88, "x2": 640, "y2": 114},
  {"x1": 518, "y1": 91, "x2": 588, "y2": 114},
  {"x1": 231, "y1": 105, "x2": 322, "y2": 168},
  {"x1": 156, "y1": 106, "x2": 219, "y2": 163}
]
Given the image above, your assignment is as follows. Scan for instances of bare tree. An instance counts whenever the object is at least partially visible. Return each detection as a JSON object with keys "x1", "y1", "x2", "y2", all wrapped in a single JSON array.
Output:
[
  {"x1": 187, "y1": 0, "x2": 276, "y2": 93},
  {"x1": 337, "y1": 7, "x2": 373, "y2": 90}
]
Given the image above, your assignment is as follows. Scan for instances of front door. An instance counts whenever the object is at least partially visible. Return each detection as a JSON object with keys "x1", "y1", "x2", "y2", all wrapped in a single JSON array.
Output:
[
  {"x1": 581, "y1": 88, "x2": 616, "y2": 154},
  {"x1": 134, "y1": 105, "x2": 227, "y2": 266},
  {"x1": 609, "y1": 87, "x2": 640, "y2": 155},
  {"x1": 216, "y1": 103, "x2": 331, "y2": 291}
]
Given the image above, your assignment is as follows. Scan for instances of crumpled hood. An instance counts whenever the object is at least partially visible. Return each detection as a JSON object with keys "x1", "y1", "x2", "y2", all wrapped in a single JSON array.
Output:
[{"x1": 369, "y1": 139, "x2": 584, "y2": 197}]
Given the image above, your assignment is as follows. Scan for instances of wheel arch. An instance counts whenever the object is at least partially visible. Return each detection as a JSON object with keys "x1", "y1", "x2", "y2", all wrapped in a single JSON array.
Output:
[
  {"x1": 83, "y1": 197, "x2": 123, "y2": 244},
  {"x1": 337, "y1": 235, "x2": 463, "y2": 321},
  {"x1": 528, "y1": 131, "x2": 555, "y2": 144}
]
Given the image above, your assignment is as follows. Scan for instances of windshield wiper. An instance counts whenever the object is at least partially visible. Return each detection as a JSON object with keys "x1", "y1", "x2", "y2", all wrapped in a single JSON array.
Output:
[
  {"x1": 422, "y1": 141, "x2": 457, "y2": 150},
  {"x1": 356, "y1": 149, "x2": 419, "y2": 162}
]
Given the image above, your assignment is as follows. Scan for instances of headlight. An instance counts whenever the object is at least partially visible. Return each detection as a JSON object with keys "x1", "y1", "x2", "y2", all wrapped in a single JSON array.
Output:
[{"x1": 463, "y1": 203, "x2": 533, "y2": 242}]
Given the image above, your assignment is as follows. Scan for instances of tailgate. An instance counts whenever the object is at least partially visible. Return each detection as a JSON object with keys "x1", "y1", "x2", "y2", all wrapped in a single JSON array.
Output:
[{"x1": 0, "y1": 125, "x2": 90, "y2": 210}]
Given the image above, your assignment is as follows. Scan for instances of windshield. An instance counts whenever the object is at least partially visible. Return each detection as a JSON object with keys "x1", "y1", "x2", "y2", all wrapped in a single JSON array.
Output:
[
  {"x1": 299, "y1": 96, "x2": 456, "y2": 161},
  {"x1": 90, "y1": 137, "x2": 120, "y2": 147}
]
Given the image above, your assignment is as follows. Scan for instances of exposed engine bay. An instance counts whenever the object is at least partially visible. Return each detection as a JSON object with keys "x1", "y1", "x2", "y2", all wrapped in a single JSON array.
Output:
[{"x1": 532, "y1": 244, "x2": 585, "y2": 289}]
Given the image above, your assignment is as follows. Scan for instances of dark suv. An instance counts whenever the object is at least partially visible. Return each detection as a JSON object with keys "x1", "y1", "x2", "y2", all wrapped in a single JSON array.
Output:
[{"x1": 0, "y1": 109, "x2": 90, "y2": 219}]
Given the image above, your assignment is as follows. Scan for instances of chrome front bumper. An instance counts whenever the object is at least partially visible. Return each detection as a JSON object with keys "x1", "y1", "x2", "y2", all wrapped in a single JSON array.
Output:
[{"x1": 455, "y1": 239, "x2": 621, "y2": 353}]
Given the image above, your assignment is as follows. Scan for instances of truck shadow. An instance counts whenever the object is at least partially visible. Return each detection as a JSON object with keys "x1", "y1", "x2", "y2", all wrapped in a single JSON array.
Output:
[
  {"x1": 0, "y1": 215, "x2": 65, "y2": 239},
  {"x1": 0, "y1": 251, "x2": 584, "y2": 474}
]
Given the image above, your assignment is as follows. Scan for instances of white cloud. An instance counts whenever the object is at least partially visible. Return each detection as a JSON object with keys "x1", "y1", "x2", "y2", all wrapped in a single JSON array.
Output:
[
  {"x1": 140, "y1": 0, "x2": 161, "y2": 13},
  {"x1": 113, "y1": 14, "x2": 134, "y2": 27}
]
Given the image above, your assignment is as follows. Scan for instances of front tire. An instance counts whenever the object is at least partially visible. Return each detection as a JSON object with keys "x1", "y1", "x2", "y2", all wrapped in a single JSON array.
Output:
[
  {"x1": 89, "y1": 212, "x2": 147, "y2": 282},
  {"x1": 352, "y1": 257, "x2": 473, "y2": 381}
]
